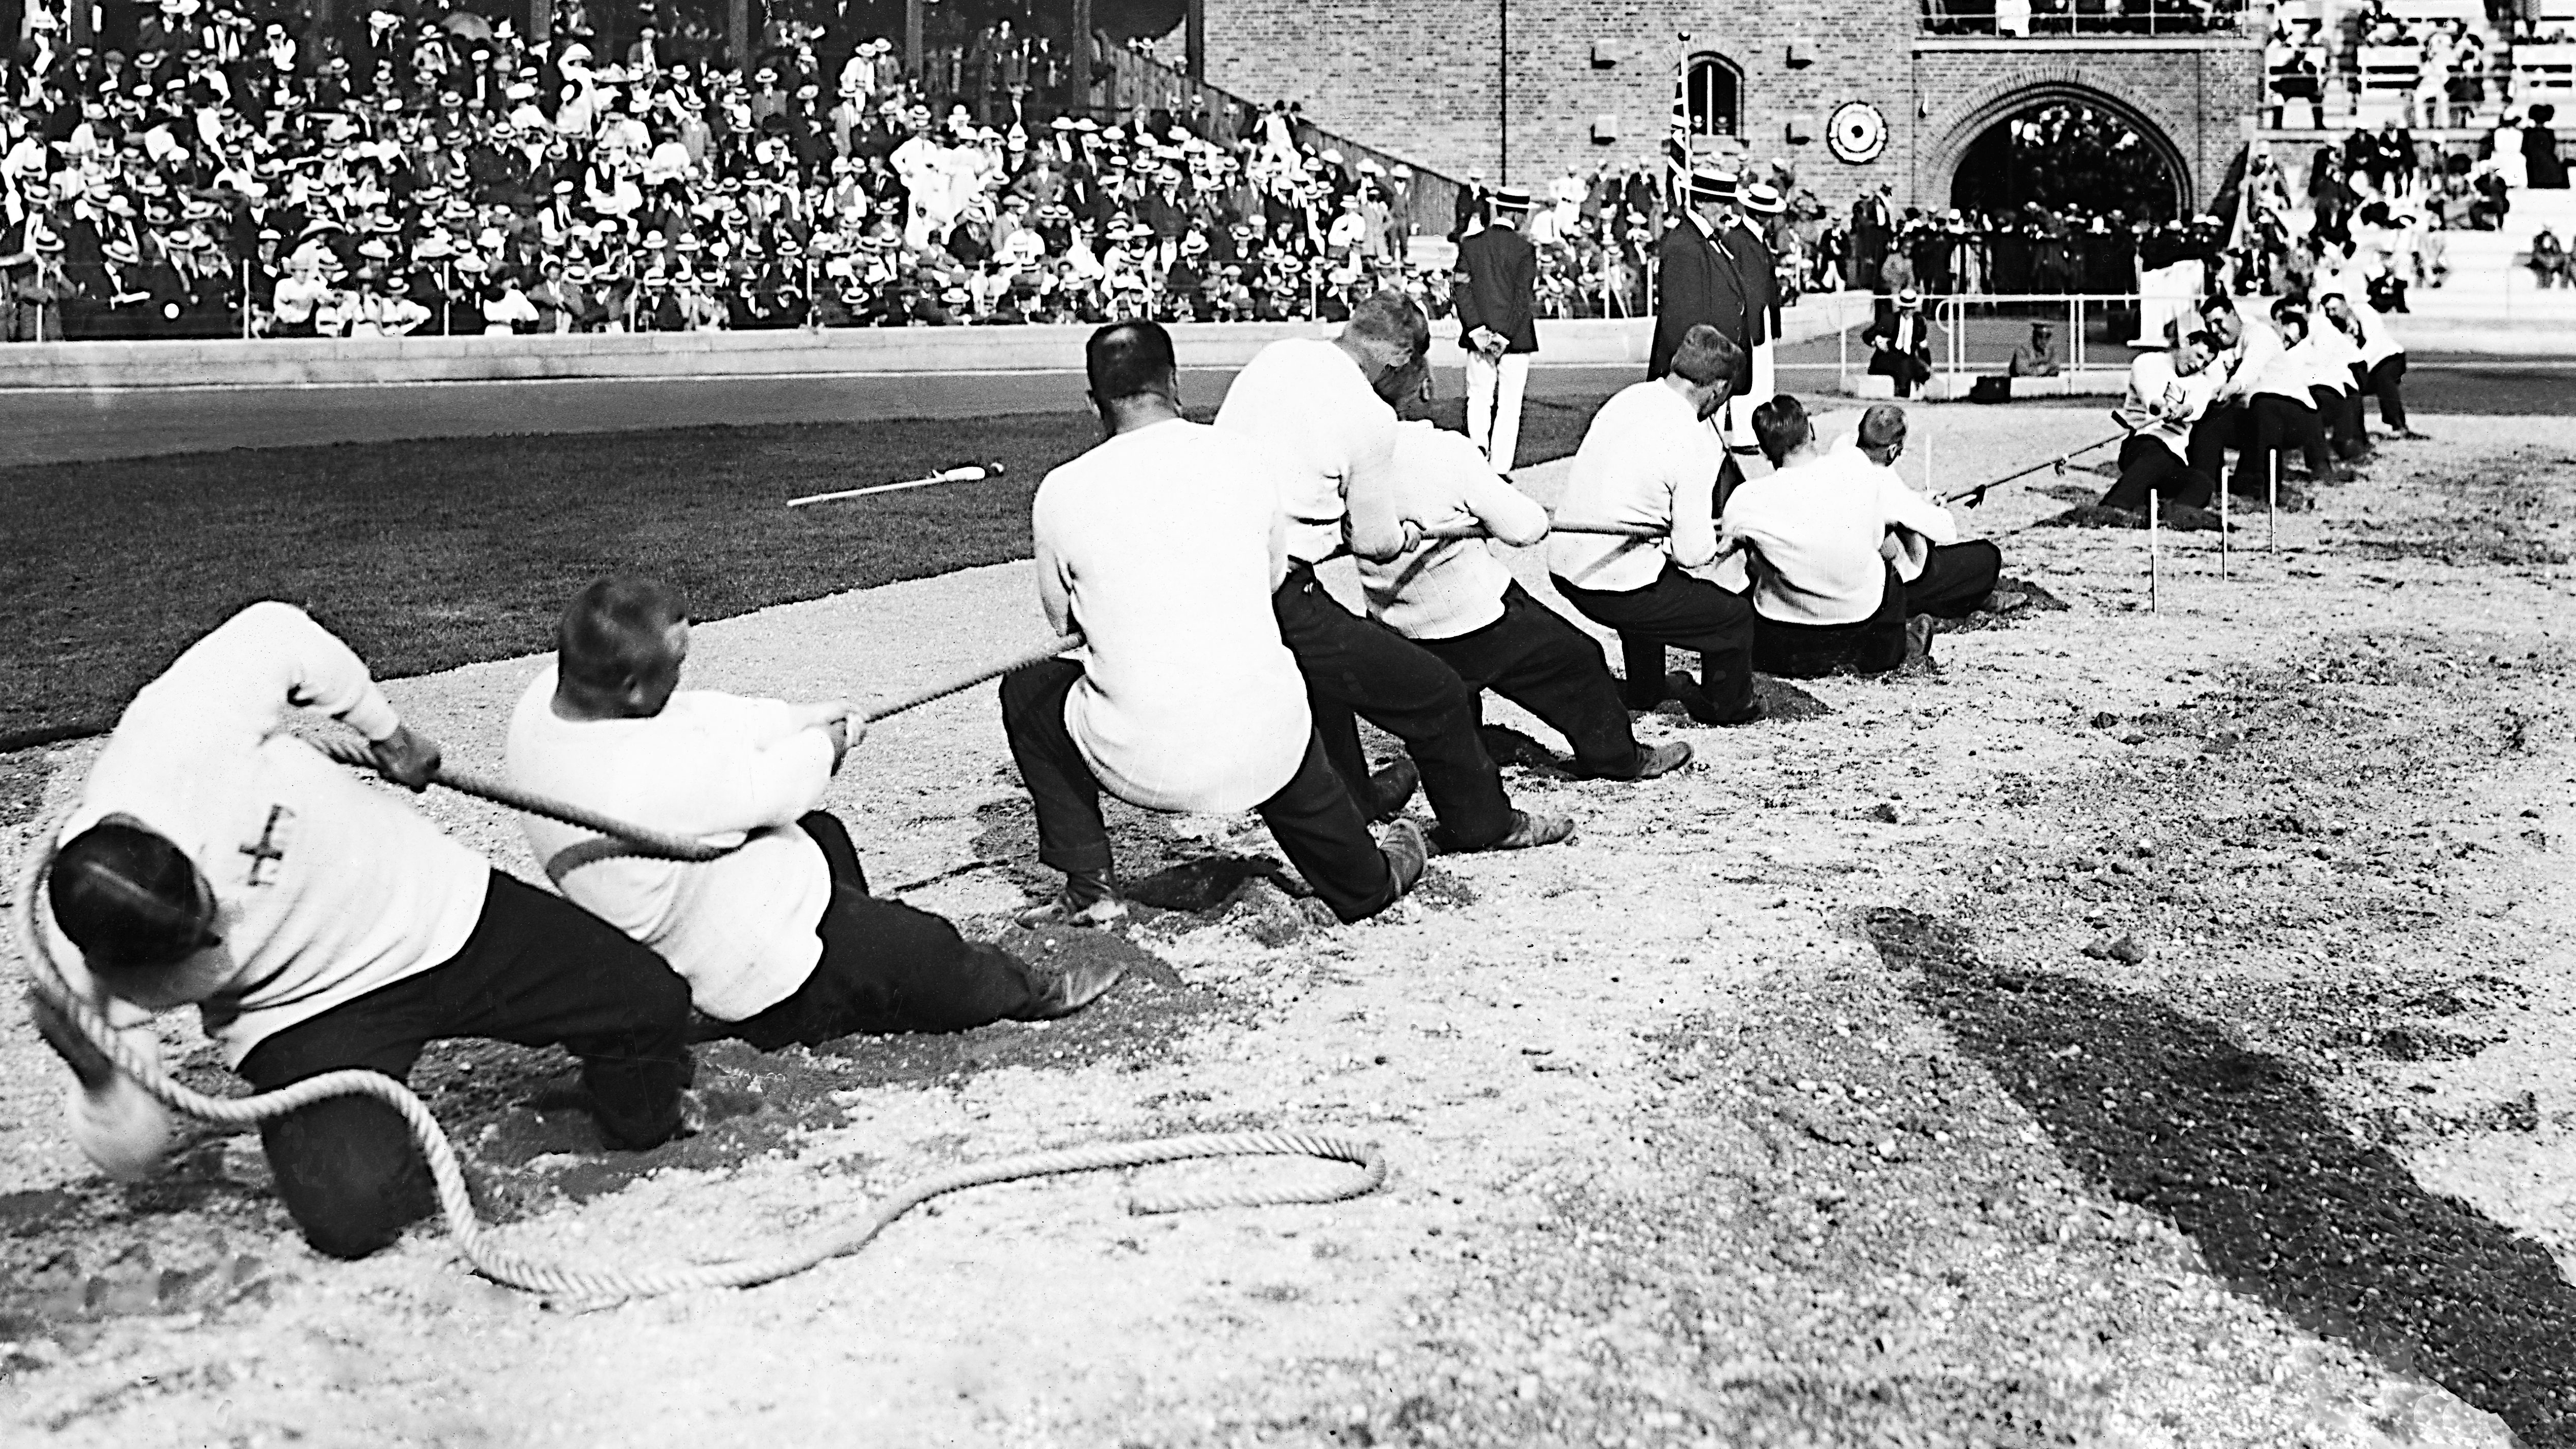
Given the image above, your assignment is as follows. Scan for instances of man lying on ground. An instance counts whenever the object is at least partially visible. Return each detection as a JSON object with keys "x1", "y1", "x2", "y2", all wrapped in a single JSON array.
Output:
[
  {"x1": 1355, "y1": 415, "x2": 1694, "y2": 781},
  {"x1": 31, "y1": 602, "x2": 695, "y2": 1260},
  {"x1": 1000, "y1": 320, "x2": 1429, "y2": 929},
  {"x1": 1547, "y1": 323, "x2": 1764, "y2": 726},
  {"x1": 506, "y1": 576, "x2": 1122, "y2": 1045},
  {"x1": 1721, "y1": 396, "x2": 1977, "y2": 678}
]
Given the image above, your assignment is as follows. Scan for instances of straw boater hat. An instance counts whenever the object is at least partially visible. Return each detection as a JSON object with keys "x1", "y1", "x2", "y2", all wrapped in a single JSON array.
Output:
[
  {"x1": 1688, "y1": 167, "x2": 1738, "y2": 204},
  {"x1": 1896, "y1": 286, "x2": 1923, "y2": 310},
  {"x1": 1490, "y1": 186, "x2": 1531, "y2": 212},
  {"x1": 1740, "y1": 182, "x2": 1785, "y2": 216}
]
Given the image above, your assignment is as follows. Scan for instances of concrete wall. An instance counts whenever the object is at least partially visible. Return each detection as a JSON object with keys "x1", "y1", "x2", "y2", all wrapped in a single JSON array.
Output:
[
  {"x1": 0, "y1": 293, "x2": 1870, "y2": 391},
  {"x1": 1199, "y1": 1, "x2": 2263, "y2": 215}
]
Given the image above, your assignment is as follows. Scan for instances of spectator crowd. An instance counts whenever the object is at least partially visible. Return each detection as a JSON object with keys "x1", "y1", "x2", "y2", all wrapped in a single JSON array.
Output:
[
  {"x1": 0, "y1": 0, "x2": 1470, "y2": 340},
  {"x1": 2, "y1": 0, "x2": 2564, "y2": 344}
]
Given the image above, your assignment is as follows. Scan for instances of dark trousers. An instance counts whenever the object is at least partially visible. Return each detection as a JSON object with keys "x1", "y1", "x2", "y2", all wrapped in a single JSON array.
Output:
[
  {"x1": 1271, "y1": 562, "x2": 1514, "y2": 849},
  {"x1": 2313, "y1": 383, "x2": 2366, "y2": 460},
  {"x1": 1870, "y1": 348, "x2": 1932, "y2": 397},
  {"x1": 2362, "y1": 354, "x2": 2409, "y2": 431},
  {"x1": 1751, "y1": 564, "x2": 1908, "y2": 678},
  {"x1": 1552, "y1": 563, "x2": 1756, "y2": 717},
  {"x1": 2186, "y1": 398, "x2": 2243, "y2": 484},
  {"x1": 1415, "y1": 582, "x2": 1644, "y2": 778},
  {"x1": 998, "y1": 658, "x2": 1399, "y2": 923},
  {"x1": 2232, "y1": 393, "x2": 2335, "y2": 496},
  {"x1": 1907, "y1": 540, "x2": 2003, "y2": 619},
  {"x1": 2103, "y1": 433, "x2": 2217, "y2": 510},
  {"x1": 714, "y1": 810, "x2": 1047, "y2": 1050},
  {"x1": 236, "y1": 871, "x2": 694, "y2": 1260}
]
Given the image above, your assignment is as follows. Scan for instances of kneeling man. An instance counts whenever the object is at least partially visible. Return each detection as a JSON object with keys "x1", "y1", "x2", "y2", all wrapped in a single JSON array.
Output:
[
  {"x1": 507, "y1": 576, "x2": 1122, "y2": 1048},
  {"x1": 33, "y1": 602, "x2": 694, "y2": 1260},
  {"x1": 1548, "y1": 323, "x2": 1762, "y2": 726},
  {"x1": 1725, "y1": 397, "x2": 1986, "y2": 677},
  {"x1": 1359, "y1": 418, "x2": 1692, "y2": 780},
  {"x1": 1001, "y1": 321, "x2": 1429, "y2": 927}
]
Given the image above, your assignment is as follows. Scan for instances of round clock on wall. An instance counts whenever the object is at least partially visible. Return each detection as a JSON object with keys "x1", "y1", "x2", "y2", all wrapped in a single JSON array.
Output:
[{"x1": 1828, "y1": 101, "x2": 1889, "y2": 165}]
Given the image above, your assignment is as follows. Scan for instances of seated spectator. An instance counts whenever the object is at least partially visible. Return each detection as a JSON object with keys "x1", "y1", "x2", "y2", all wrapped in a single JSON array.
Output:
[
  {"x1": 2534, "y1": 228, "x2": 2567, "y2": 288},
  {"x1": 2007, "y1": 321, "x2": 2061, "y2": 378}
]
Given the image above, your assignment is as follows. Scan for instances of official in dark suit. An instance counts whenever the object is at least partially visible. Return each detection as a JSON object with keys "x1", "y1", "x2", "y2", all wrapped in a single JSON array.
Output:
[
  {"x1": 1851, "y1": 185, "x2": 1894, "y2": 294},
  {"x1": 1725, "y1": 182, "x2": 1786, "y2": 455},
  {"x1": 1647, "y1": 167, "x2": 1749, "y2": 384},
  {"x1": 1452, "y1": 186, "x2": 1541, "y2": 471}
]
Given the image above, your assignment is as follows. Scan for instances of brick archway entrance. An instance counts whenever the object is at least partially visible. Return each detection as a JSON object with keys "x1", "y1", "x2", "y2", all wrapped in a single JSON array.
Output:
[{"x1": 1921, "y1": 79, "x2": 2197, "y2": 216}]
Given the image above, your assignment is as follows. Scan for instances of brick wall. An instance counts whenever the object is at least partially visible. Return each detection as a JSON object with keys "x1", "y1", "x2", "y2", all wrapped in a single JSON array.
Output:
[{"x1": 1200, "y1": 3, "x2": 2263, "y2": 216}]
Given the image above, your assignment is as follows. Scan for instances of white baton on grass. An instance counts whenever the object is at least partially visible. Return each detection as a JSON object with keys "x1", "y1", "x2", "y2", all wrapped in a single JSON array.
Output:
[{"x1": 787, "y1": 463, "x2": 1008, "y2": 509}]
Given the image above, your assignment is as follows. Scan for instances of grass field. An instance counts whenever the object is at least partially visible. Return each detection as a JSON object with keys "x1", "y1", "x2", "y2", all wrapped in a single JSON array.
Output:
[{"x1": 0, "y1": 394, "x2": 1610, "y2": 747}]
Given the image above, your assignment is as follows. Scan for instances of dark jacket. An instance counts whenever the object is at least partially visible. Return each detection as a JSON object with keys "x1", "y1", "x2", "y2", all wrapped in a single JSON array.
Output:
[
  {"x1": 1451, "y1": 220, "x2": 1538, "y2": 354},
  {"x1": 1649, "y1": 215, "x2": 1746, "y2": 381},
  {"x1": 1723, "y1": 219, "x2": 1776, "y2": 345}
]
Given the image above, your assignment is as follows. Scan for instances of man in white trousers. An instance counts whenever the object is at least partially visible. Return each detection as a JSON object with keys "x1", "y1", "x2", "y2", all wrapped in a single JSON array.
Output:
[{"x1": 1451, "y1": 186, "x2": 1540, "y2": 471}]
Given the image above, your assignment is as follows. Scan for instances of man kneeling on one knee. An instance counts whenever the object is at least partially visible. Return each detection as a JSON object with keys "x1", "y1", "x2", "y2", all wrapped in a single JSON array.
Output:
[
  {"x1": 1357, "y1": 417, "x2": 1693, "y2": 781},
  {"x1": 1722, "y1": 398, "x2": 2000, "y2": 677},
  {"x1": 1548, "y1": 323, "x2": 1763, "y2": 727},
  {"x1": 507, "y1": 576, "x2": 1122, "y2": 1048},
  {"x1": 1000, "y1": 321, "x2": 1429, "y2": 929}
]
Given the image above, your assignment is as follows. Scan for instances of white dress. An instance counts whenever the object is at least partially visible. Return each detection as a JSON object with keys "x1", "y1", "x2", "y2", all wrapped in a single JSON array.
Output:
[{"x1": 2495, "y1": 122, "x2": 2529, "y2": 190}]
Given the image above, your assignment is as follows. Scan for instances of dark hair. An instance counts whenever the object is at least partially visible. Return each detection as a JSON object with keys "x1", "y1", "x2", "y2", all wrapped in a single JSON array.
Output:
[
  {"x1": 1751, "y1": 394, "x2": 1811, "y2": 467},
  {"x1": 557, "y1": 575, "x2": 690, "y2": 691},
  {"x1": 2269, "y1": 297, "x2": 2308, "y2": 326},
  {"x1": 1342, "y1": 289, "x2": 1430, "y2": 367},
  {"x1": 1857, "y1": 403, "x2": 1908, "y2": 451},
  {"x1": 49, "y1": 820, "x2": 217, "y2": 970},
  {"x1": 2182, "y1": 329, "x2": 2219, "y2": 352},
  {"x1": 1668, "y1": 324, "x2": 1741, "y2": 387},
  {"x1": 1085, "y1": 320, "x2": 1176, "y2": 402},
  {"x1": 2197, "y1": 295, "x2": 2235, "y2": 316}
]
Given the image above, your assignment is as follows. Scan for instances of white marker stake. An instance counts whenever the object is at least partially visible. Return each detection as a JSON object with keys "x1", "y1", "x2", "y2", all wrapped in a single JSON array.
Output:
[
  {"x1": 788, "y1": 464, "x2": 1001, "y2": 509},
  {"x1": 2219, "y1": 466, "x2": 2230, "y2": 579},
  {"x1": 2149, "y1": 487, "x2": 2160, "y2": 614},
  {"x1": 2268, "y1": 453, "x2": 2279, "y2": 554}
]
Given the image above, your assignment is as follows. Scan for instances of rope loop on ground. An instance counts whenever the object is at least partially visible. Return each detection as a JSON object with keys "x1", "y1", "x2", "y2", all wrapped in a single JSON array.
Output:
[{"x1": 9, "y1": 833, "x2": 1386, "y2": 1308}]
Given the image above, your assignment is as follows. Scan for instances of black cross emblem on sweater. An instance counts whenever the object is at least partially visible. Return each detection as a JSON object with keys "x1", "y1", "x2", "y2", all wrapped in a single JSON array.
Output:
[{"x1": 239, "y1": 805, "x2": 293, "y2": 886}]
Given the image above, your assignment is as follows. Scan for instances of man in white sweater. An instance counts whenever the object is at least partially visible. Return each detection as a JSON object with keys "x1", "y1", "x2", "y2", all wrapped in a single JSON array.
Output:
[
  {"x1": 2102, "y1": 330, "x2": 2222, "y2": 511},
  {"x1": 30, "y1": 603, "x2": 694, "y2": 1260},
  {"x1": 1357, "y1": 420, "x2": 1692, "y2": 781},
  {"x1": 1001, "y1": 321, "x2": 1430, "y2": 927},
  {"x1": 1217, "y1": 291, "x2": 1572, "y2": 854},
  {"x1": 1547, "y1": 324, "x2": 1762, "y2": 727},
  {"x1": 1724, "y1": 397, "x2": 1977, "y2": 677},
  {"x1": 506, "y1": 576, "x2": 1121, "y2": 1045}
]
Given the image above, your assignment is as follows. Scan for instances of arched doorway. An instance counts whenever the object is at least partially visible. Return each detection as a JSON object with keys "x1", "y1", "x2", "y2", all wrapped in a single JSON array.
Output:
[
  {"x1": 1948, "y1": 98, "x2": 2186, "y2": 224},
  {"x1": 1947, "y1": 95, "x2": 2187, "y2": 294}
]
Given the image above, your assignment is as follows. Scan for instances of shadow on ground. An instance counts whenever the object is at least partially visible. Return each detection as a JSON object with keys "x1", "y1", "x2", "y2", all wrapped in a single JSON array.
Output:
[{"x1": 1870, "y1": 908, "x2": 2576, "y2": 1446}]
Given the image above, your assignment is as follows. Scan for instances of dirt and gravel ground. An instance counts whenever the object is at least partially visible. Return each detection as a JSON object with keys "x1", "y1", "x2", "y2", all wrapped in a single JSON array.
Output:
[{"x1": 3, "y1": 404, "x2": 2573, "y2": 1447}]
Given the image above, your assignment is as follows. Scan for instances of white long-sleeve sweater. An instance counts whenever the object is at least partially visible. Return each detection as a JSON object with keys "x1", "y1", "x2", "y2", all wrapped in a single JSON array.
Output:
[
  {"x1": 506, "y1": 671, "x2": 836, "y2": 1021},
  {"x1": 1547, "y1": 379, "x2": 1727, "y2": 593},
  {"x1": 1719, "y1": 449, "x2": 1962, "y2": 625},
  {"x1": 49, "y1": 602, "x2": 490, "y2": 1178},
  {"x1": 1358, "y1": 422, "x2": 1550, "y2": 640}
]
